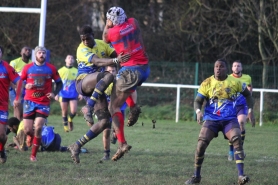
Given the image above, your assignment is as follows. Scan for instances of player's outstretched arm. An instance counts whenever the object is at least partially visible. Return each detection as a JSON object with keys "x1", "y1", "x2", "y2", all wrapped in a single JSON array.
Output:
[{"x1": 91, "y1": 52, "x2": 130, "y2": 67}]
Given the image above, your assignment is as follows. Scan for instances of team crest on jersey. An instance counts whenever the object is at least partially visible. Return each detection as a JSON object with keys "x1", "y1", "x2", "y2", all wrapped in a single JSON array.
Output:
[
  {"x1": 33, "y1": 76, "x2": 45, "y2": 87},
  {"x1": 0, "y1": 73, "x2": 6, "y2": 78},
  {"x1": 225, "y1": 88, "x2": 231, "y2": 94},
  {"x1": 101, "y1": 51, "x2": 105, "y2": 57}
]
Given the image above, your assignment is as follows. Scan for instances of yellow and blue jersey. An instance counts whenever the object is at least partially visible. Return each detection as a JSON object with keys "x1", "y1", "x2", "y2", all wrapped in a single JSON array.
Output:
[
  {"x1": 197, "y1": 75, "x2": 246, "y2": 121},
  {"x1": 230, "y1": 74, "x2": 252, "y2": 106},
  {"x1": 58, "y1": 66, "x2": 78, "y2": 98},
  {"x1": 10, "y1": 57, "x2": 32, "y2": 76},
  {"x1": 17, "y1": 121, "x2": 24, "y2": 135},
  {"x1": 76, "y1": 39, "x2": 115, "y2": 80}
]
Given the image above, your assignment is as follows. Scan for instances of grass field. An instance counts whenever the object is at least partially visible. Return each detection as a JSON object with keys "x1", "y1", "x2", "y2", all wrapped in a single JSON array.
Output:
[{"x1": 0, "y1": 115, "x2": 277, "y2": 185}]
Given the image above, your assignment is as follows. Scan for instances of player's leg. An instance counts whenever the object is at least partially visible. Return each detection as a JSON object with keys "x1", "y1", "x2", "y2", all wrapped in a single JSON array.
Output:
[
  {"x1": 28, "y1": 102, "x2": 49, "y2": 162},
  {"x1": 30, "y1": 115, "x2": 46, "y2": 162},
  {"x1": 0, "y1": 111, "x2": 8, "y2": 163},
  {"x1": 109, "y1": 84, "x2": 132, "y2": 161},
  {"x1": 185, "y1": 122, "x2": 215, "y2": 184},
  {"x1": 14, "y1": 103, "x2": 23, "y2": 121},
  {"x1": 59, "y1": 98, "x2": 69, "y2": 132},
  {"x1": 126, "y1": 90, "x2": 142, "y2": 126},
  {"x1": 79, "y1": 72, "x2": 113, "y2": 125},
  {"x1": 225, "y1": 119, "x2": 250, "y2": 185},
  {"x1": 228, "y1": 105, "x2": 247, "y2": 161},
  {"x1": 68, "y1": 98, "x2": 78, "y2": 131},
  {"x1": 68, "y1": 95, "x2": 111, "y2": 163}
]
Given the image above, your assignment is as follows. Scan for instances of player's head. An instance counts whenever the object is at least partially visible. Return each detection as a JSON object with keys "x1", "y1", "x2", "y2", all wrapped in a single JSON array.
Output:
[
  {"x1": 7, "y1": 117, "x2": 20, "y2": 133},
  {"x1": 106, "y1": 64, "x2": 117, "y2": 76},
  {"x1": 20, "y1": 46, "x2": 32, "y2": 60},
  {"x1": 106, "y1": 7, "x2": 127, "y2": 26},
  {"x1": 79, "y1": 25, "x2": 95, "y2": 48},
  {"x1": 0, "y1": 46, "x2": 4, "y2": 59},
  {"x1": 34, "y1": 46, "x2": 47, "y2": 64},
  {"x1": 232, "y1": 60, "x2": 242, "y2": 75},
  {"x1": 214, "y1": 58, "x2": 228, "y2": 79},
  {"x1": 65, "y1": 55, "x2": 74, "y2": 67}
]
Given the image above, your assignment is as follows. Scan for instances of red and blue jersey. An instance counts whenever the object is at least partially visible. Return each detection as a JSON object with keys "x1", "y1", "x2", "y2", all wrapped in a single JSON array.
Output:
[
  {"x1": 107, "y1": 18, "x2": 148, "y2": 66},
  {"x1": 0, "y1": 60, "x2": 20, "y2": 111},
  {"x1": 21, "y1": 62, "x2": 61, "y2": 105}
]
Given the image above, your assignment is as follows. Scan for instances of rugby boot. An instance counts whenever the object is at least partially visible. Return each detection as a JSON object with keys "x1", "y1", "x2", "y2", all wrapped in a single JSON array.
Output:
[
  {"x1": 68, "y1": 121, "x2": 73, "y2": 131},
  {"x1": 101, "y1": 154, "x2": 110, "y2": 161},
  {"x1": 68, "y1": 143, "x2": 81, "y2": 163},
  {"x1": 30, "y1": 155, "x2": 37, "y2": 162},
  {"x1": 127, "y1": 104, "x2": 141, "y2": 127},
  {"x1": 185, "y1": 176, "x2": 201, "y2": 184},
  {"x1": 238, "y1": 175, "x2": 250, "y2": 185},
  {"x1": 64, "y1": 125, "x2": 69, "y2": 132},
  {"x1": 81, "y1": 105, "x2": 94, "y2": 125},
  {"x1": 111, "y1": 143, "x2": 132, "y2": 161},
  {"x1": 0, "y1": 151, "x2": 7, "y2": 164},
  {"x1": 26, "y1": 135, "x2": 33, "y2": 147}
]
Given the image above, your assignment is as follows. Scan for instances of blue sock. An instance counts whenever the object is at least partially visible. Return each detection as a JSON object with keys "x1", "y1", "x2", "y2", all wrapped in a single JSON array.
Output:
[
  {"x1": 235, "y1": 151, "x2": 244, "y2": 176},
  {"x1": 76, "y1": 130, "x2": 96, "y2": 147}
]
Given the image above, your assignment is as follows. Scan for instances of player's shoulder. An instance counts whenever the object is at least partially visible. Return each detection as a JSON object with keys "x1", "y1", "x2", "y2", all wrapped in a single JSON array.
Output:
[
  {"x1": 45, "y1": 62, "x2": 58, "y2": 70},
  {"x1": 242, "y1": 74, "x2": 251, "y2": 79},
  {"x1": 201, "y1": 75, "x2": 214, "y2": 86},
  {"x1": 10, "y1": 57, "x2": 21, "y2": 63},
  {"x1": 95, "y1": 39, "x2": 109, "y2": 46}
]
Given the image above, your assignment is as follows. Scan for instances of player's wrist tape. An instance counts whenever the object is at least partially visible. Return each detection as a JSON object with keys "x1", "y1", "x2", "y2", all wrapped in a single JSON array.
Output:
[
  {"x1": 196, "y1": 109, "x2": 201, "y2": 114},
  {"x1": 112, "y1": 58, "x2": 119, "y2": 64},
  {"x1": 248, "y1": 108, "x2": 252, "y2": 113}
]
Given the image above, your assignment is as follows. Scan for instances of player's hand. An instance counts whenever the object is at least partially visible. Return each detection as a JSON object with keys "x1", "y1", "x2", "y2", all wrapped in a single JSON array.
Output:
[
  {"x1": 54, "y1": 95, "x2": 59, "y2": 101},
  {"x1": 117, "y1": 52, "x2": 131, "y2": 63},
  {"x1": 25, "y1": 83, "x2": 34, "y2": 89},
  {"x1": 13, "y1": 99, "x2": 21, "y2": 108},
  {"x1": 105, "y1": 19, "x2": 113, "y2": 28},
  {"x1": 196, "y1": 112, "x2": 204, "y2": 125},
  {"x1": 248, "y1": 111, "x2": 256, "y2": 127},
  {"x1": 46, "y1": 92, "x2": 55, "y2": 99},
  {"x1": 78, "y1": 94, "x2": 83, "y2": 101}
]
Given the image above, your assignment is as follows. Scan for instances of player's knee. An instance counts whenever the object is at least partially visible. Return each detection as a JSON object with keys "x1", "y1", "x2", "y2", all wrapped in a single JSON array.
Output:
[
  {"x1": 97, "y1": 71, "x2": 114, "y2": 84},
  {"x1": 196, "y1": 137, "x2": 210, "y2": 156},
  {"x1": 230, "y1": 134, "x2": 243, "y2": 150}
]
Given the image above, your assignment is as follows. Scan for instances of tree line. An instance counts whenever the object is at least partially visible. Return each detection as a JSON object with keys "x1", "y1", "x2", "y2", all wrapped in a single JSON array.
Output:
[{"x1": 0, "y1": 0, "x2": 277, "y2": 88}]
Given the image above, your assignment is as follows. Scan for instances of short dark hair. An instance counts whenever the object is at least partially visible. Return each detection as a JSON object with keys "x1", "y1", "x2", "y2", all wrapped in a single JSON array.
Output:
[
  {"x1": 79, "y1": 25, "x2": 94, "y2": 36},
  {"x1": 233, "y1": 60, "x2": 242, "y2": 64},
  {"x1": 7, "y1": 117, "x2": 20, "y2": 127},
  {"x1": 216, "y1": 58, "x2": 227, "y2": 67}
]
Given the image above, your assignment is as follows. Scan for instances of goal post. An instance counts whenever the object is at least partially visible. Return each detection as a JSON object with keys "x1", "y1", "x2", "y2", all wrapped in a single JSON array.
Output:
[{"x1": 0, "y1": 0, "x2": 47, "y2": 46}]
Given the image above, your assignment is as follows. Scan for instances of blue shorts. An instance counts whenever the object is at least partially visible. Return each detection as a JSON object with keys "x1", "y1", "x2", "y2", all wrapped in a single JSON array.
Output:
[
  {"x1": 23, "y1": 100, "x2": 50, "y2": 118},
  {"x1": 203, "y1": 118, "x2": 240, "y2": 138},
  {"x1": 0, "y1": 110, "x2": 9, "y2": 125},
  {"x1": 116, "y1": 64, "x2": 150, "y2": 91},
  {"x1": 59, "y1": 97, "x2": 78, "y2": 103},
  {"x1": 236, "y1": 104, "x2": 248, "y2": 116}
]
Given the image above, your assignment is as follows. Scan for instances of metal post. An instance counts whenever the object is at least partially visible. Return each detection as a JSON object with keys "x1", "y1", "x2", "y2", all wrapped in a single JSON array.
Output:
[
  {"x1": 260, "y1": 91, "x2": 264, "y2": 126},
  {"x1": 193, "y1": 62, "x2": 199, "y2": 119},
  {"x1": 176, "y1": 85, "x2": 181, "y2": 122},
  {"x1": 39, "y1": 0, "x2": 47, "y2": 46}
]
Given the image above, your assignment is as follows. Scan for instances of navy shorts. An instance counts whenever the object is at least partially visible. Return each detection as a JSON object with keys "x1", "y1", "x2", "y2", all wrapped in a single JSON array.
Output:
[{"x1": 203, "y1": 118, "x2": 240, "y2": 138}]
